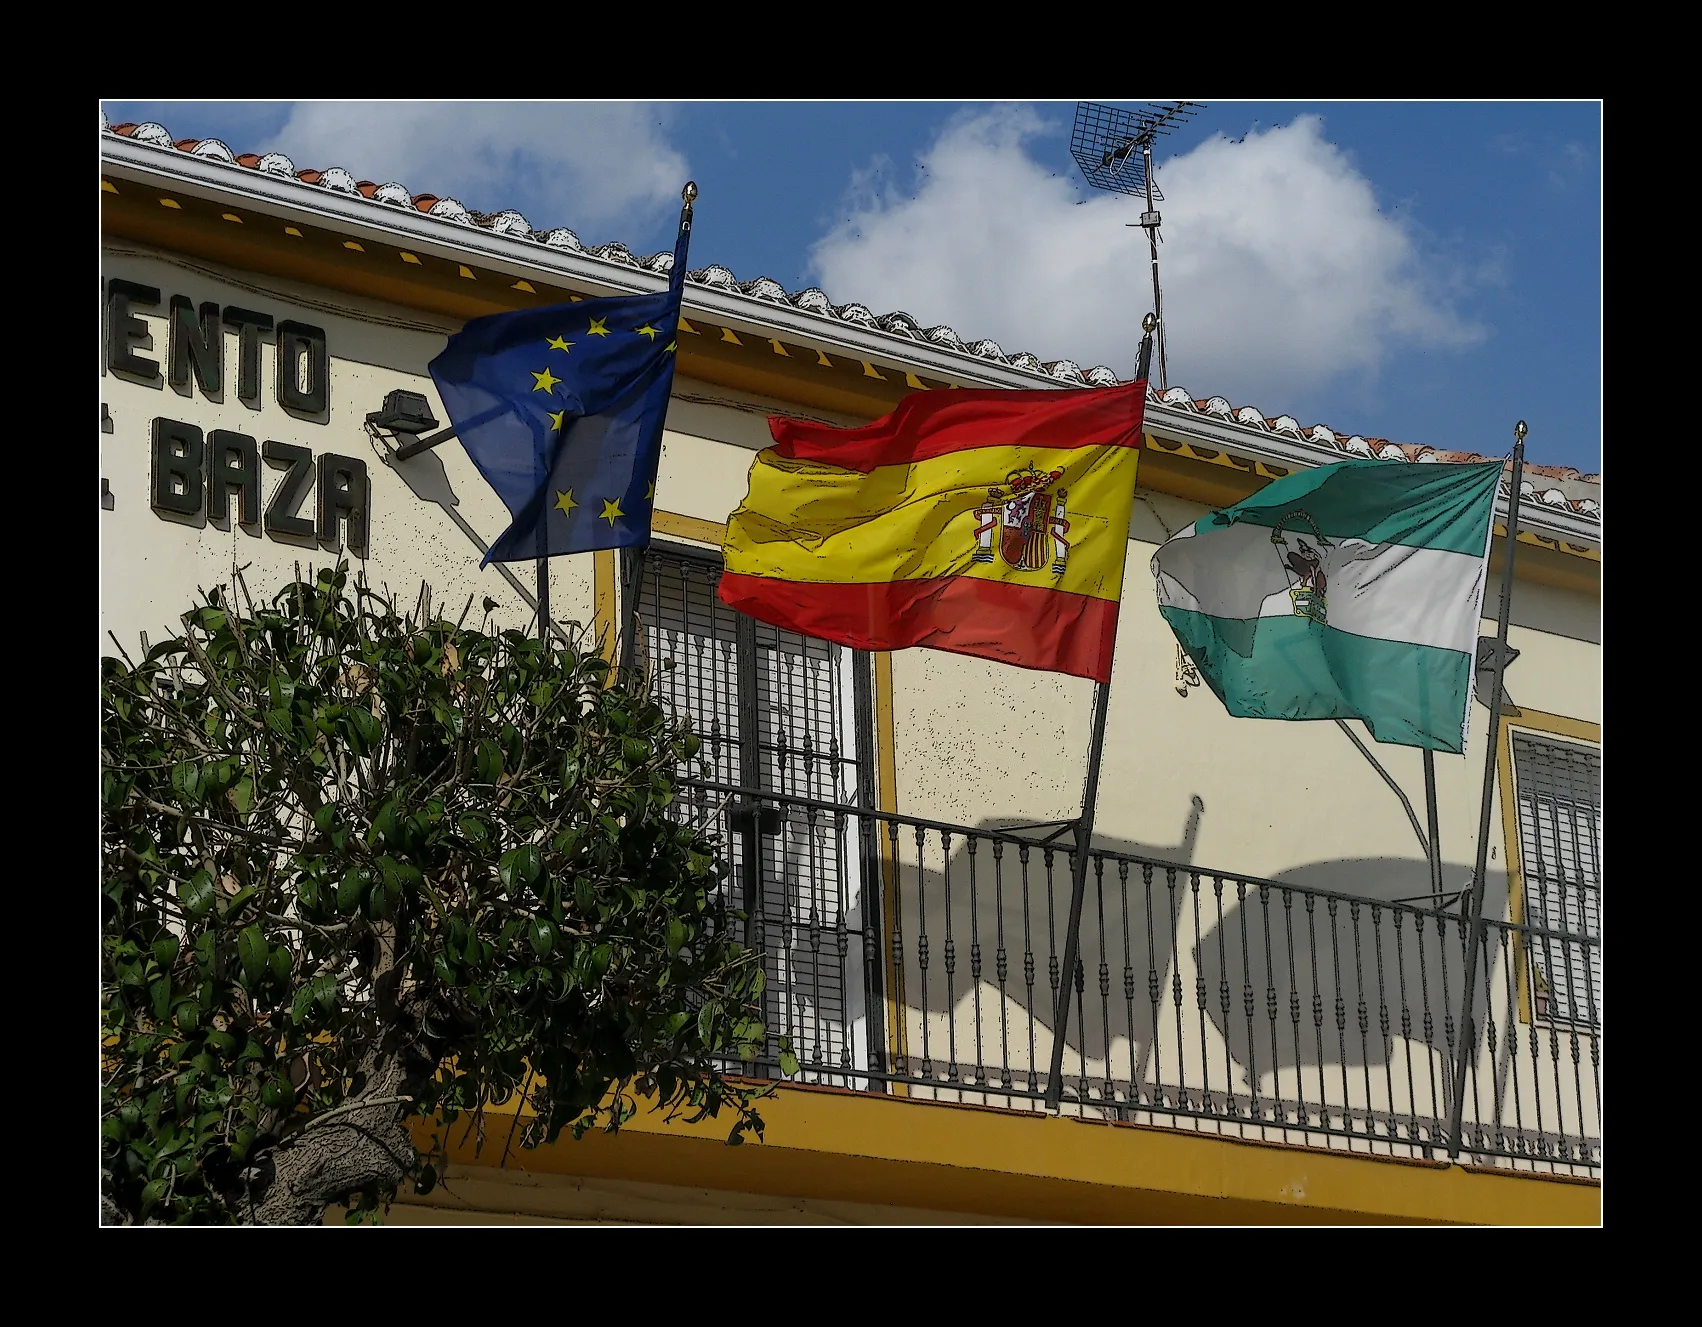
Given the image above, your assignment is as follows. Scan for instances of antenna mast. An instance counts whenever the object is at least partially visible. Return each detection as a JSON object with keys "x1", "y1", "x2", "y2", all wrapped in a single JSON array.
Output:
[{"x1": 1070, "y1": 100, "x2": 1201, "y2": 390}]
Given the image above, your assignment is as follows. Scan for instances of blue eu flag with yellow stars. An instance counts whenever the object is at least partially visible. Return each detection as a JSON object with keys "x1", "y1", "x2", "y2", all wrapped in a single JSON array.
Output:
[{"x1": 428, "y1": 201, "x2": 693, "y2": 564}]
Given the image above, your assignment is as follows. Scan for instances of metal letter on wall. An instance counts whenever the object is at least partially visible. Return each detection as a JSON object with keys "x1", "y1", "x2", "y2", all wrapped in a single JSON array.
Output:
[
  {"x1": 150, "y1": 418, "x2": 204, "y2": 516},
  {"x1": 222, "y1": 306, "x2": 273, "y2": 409},
  {"x1": 107, "y1": 280, "x2": 162, "y2": 386},
  {"x1": 262, "y1": 440, "x2": 316, "y2": 539},
  {"x1": 208, "y1": 430, "x2": 260, "y2": 528},
  {"x1": 276, "y1": 321, "x2": 329, "y2": 419},
  {"x1": 168, "y1": 297, "x2": 222, "y2": 399},
  {"x1": 316, "y1": 453, "x2": 369, "y2": 555}
]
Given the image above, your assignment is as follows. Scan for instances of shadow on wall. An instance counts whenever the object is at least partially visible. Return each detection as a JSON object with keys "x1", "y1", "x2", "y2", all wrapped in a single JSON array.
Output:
[{"x1": 870, "y1": 793, "x2": 1512, "y2": 1101}]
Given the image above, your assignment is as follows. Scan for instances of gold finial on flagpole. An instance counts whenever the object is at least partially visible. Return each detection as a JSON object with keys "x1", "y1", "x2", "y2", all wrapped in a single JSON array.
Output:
[
  {"x1": 1142, "y1": 312, "x2": 1157, "y2": 335},
  {"x1": 682, "y1": 181, "x2": 698, "y2": 205},
  {"x1": 1515, "y1": 420, "x2": 1527, "y2": 444}
]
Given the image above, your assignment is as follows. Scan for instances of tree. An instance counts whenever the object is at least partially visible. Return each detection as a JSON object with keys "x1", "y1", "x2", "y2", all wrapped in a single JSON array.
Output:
[{"x1": 102, "y1": 566, "x2": 788, "y2": 1225}]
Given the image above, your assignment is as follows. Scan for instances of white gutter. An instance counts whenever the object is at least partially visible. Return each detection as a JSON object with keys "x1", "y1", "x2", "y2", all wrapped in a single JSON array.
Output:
[{"x1": 100, "y1": 135, "x2": 1601, "y2": 552}]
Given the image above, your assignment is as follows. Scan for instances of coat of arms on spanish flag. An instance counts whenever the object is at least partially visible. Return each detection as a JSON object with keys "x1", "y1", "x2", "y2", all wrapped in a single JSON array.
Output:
[{"x1": 717, "y1": 379, "x2": 1149, "y2": 681}]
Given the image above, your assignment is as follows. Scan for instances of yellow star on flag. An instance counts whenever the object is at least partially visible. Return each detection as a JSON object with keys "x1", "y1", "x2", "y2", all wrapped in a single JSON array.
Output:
[
  {"x1": 587, "y1": 317, "x2": 610, "y2": 337},
  {"x1": 665, "y1": 340, "x2": 676, "y2": 353},
  {"x1": 635, "y1": 324, "x2": 660, "y2": 341},
  {"x1": 548, "y1": 409, "x2": 566, "y2": 431},
  {"x1": 645, "y1": 481, "x2": 655, "y2": 500},
  {"x1": 554, "y1": 489, "x2": 578, "y2": 515},
  {"x1": 531, "y1": 366, "x2": 561, "y2": 394},
  {"x1": 600, "y1": 497, "x2": 624, "y2": 526},
  {"x1": 546, "y1": 335, "x2": 573, "y2": 352}
]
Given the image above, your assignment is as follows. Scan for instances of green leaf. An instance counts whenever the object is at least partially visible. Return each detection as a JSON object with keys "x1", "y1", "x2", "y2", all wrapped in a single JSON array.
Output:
[
  {"x1": 229, "y1": 774, "x2": 255, "y2": 815},
  {"x1": 170, "y1": 761, "x2": 203, "y2": 805},
  {"x1": 529, "y1": 918, "x2": 557, "y2": 956},
  {"x1": 778, "y1": 1049, "x2": 800, "y2": 1077},
  {"x1": 291, "y1": 974, "x2": 336, "y2": 1026},
  {"x1": 150, "y1": 975, "x2": 172, "y2": 1022},
  {"x1": 348, "y1": 704, "x2": 382, "y2": 749},
  {"x1": 237, "y1": 926, "x2": 268, "y2": 987},
  {"x1": 498, "y1": 845, "x2": 542, "y2": 896},
  {"x1": 151, "y1": 934, "x2": 180, "y2": 969},
  {"x1": 665, "y1": 919, "x2": 687, "y2": 955},
  {"x1": 177, "y1": 868, "x2": 216, "y2": 921},
  {"x1": 336, "y1": 868, "x2": 370, "y2": 914}
]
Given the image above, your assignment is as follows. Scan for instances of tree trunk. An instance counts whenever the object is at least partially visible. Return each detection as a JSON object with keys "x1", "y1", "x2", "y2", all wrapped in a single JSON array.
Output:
[{"x1": 250, "y1": 1053, "x2": 414, "y2": 1226}]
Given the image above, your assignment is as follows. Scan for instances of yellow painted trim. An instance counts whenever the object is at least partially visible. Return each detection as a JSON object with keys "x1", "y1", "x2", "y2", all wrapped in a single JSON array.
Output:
[
  {"x1": 284, "y1": 226, "x2": 303, "y2": 238},
  {"x1": 512, "y1": 279, "x2": 537, "y2": 294},
  {"x1": 220, "y1": 212, "x2": 242, "y2": 224},
  {"x1": 652, "y1": 510, "x2": 727, "y2": 547},
  {"x1": 862, "y1": 362, "x2": 887, "y2": 380},
  {"x1": 458, "y1": 264, "x2": 476, "y2": 280},
  {"x1": 720, "y1": 327, "x2": 742, "y2": 345},
  {"x1": 400, "y1": 251, "x2": 421, "y2": 264},
  {"x1": 1495, "y1": 522, "x2": 1601, "y2": 564},
  {"x1": 101, "y1": 179, "x2": 118, "y2": 193},
  {"x1": 768, "y1": 338, "x2": 790, "y2": 357},
  {"x1": 872, "y1": 651, "x2": 907, "y2": 1085},
  {"x1": 411, "y1": 1081, "x2": 1598, "y2": 1225},
  {"x1": 678, "y1": 317, "x2": 697, "y2": 335},
  {"x1": 159, "y1": 198, "x2": 181, "y2": 209},
  {"x1": 1494, "y1": 707, "x2": 1600, "y2": 1026},
  {"x1": 593, "y1": 550, "x2": 617, "y2": 665},
  {"x1": 343, "y1": 240, "x2": 364, "y2": 252}
]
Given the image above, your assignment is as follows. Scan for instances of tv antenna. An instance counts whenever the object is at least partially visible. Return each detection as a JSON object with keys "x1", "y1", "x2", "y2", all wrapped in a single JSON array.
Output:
[{"x1": 1070, "y1": 100, "x2": 1200, "y2": 390}]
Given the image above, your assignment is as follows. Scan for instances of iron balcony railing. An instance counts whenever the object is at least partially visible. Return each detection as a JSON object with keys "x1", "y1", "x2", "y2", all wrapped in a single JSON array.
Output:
[{"x1": 672, "y1": 777, "x2": 1600, "y2": 1177}]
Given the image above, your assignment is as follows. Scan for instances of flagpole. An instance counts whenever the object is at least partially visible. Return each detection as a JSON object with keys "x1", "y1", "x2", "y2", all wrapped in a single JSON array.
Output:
[
  {"x1": 1044, "y1": 317, "x2": 1155, "y2": 1111},
  {"x1": 1423, "y1": 749, "x2": 1444, "y2": 903},
  {"x1": 619, "y1": 181, "x2": 696, "y2": 675},
  {"x1": 1447, "y1": 420, "x2": 1527, "y2": 1158}
]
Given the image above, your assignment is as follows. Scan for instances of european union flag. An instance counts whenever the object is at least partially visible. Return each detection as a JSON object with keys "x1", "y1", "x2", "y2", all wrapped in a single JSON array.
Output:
[{"x1": 428, "y1": 204, "x2": 693, "y2": 564}]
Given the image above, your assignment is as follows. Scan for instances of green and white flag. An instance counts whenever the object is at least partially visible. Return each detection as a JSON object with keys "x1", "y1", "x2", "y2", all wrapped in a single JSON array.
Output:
[{"x1": 1152, "y1": 458, "x2": 1504, "y2": 753}]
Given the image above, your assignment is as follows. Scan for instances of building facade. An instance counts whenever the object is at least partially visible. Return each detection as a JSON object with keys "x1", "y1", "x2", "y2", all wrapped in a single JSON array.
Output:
[{"x1": 99, "y1": 116, "x2": 1601, "y2": 1225}]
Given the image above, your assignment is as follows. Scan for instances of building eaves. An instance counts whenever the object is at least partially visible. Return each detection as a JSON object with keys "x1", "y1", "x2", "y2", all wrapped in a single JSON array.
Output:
[{"x1": 100, "y1": 116, "x2": 1601, "y2": 540}]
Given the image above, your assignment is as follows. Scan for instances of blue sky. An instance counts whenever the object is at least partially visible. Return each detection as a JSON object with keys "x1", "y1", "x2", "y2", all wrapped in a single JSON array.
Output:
[{"x1": 101, "y1": 101, "x2": 1601, "y2": 473}]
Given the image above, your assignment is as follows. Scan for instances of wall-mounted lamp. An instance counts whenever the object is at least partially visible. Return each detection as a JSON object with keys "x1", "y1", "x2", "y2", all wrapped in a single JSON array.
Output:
[{"x1": 365, "y1": 389, "x2": 459, "y2": 460}]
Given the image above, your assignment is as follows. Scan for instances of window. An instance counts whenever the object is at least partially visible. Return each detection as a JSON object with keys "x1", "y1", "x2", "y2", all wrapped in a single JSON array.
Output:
[
  {"x1": 1511, "y1": 731, "x2": 1601, "y2": 1026},
  {"x1": 629, "y1": 544, "x2": 880, "y2": 1080}
]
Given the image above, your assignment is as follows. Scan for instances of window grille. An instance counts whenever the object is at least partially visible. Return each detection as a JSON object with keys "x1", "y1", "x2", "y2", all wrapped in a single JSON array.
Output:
[
  {"x1": 1511, "y1": 731, "x2": 1601, "y2": 1027},
  {"x1": 630, "y1": 544, "x2": 877, "y2": 1080}
]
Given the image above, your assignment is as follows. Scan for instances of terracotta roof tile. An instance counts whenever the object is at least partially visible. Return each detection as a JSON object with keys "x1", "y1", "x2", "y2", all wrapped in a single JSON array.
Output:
[{"x1": 98, "y1": 116, "x2": 1601, "y2": 520}]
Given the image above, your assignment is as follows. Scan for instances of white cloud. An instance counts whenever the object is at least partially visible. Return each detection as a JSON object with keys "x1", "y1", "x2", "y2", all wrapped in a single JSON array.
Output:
[
  {"x1": 259, "y1": 102, "x2": 688, "y2": 240},
  {"x1": 809, "y1": 107, "x2": 1483, "y2": 408}
]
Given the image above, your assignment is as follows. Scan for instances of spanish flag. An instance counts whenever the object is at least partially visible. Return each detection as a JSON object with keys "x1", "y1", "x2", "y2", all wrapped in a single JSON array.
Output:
[{"x1": 718, "y1": 379, "x2": 1148, "y2": 681}]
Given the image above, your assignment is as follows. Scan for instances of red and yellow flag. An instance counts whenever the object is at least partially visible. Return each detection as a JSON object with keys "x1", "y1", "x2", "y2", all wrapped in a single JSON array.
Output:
[{"x1": 718, "y1": 379, "x2": 1148, "y2": 681}]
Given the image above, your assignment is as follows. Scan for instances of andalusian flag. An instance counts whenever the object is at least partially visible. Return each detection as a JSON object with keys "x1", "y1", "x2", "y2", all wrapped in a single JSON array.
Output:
[
  {"x1": 1152, "y1": 457, "x2": 1504, "y2": 752},
  {"x1": 718, "y1": 381, "x2": 1148, "y2": 681}
]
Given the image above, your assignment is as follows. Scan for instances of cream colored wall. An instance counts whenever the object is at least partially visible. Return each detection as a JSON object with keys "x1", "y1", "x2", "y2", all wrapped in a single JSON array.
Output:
[
  {"x1": 887, "y1": 483, "x2": 1600, "y2": 907},
  {"x1": 100, "y1": 244, "x2": 597, "y2": 655},
  {"x1": 614, "y1": 378, "x2": 1602, "y2": 905},
  {"x1": 653, "y1": 376, "x2": 863, "y2": 534}
]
